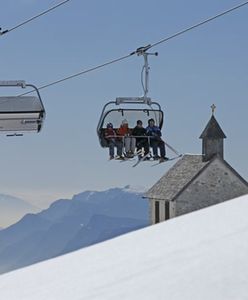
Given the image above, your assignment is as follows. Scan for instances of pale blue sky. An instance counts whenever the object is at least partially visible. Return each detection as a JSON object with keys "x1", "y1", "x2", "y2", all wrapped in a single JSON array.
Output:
[{"x1": 0, "y1": 0, "x2": 247, "y2": 207}]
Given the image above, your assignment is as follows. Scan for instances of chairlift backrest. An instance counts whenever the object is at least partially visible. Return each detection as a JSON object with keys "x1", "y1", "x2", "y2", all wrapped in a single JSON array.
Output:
[
  {"x1": 0, "y1": 81, "x2": 45, "y2": 134},
  {"x1": 97, "y1": 98, "x2": 164, "y2": 148},
  {"x1": 100, "y1": 108, "x2": 163, "y2": 129}
]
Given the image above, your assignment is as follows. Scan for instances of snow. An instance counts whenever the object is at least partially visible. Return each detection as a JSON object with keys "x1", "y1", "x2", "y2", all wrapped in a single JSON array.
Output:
[
  {"x1": 0, "y1": 194, "x2": 248, "y2": 300},
  {"x1": 123, "y1": 184, "x2": 146, "y2": 193}
]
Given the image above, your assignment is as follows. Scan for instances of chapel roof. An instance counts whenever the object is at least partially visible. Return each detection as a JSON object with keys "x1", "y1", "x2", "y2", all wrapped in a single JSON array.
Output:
[{"x1": 145, "y1": 154, "x2": 210, "y2": 201}]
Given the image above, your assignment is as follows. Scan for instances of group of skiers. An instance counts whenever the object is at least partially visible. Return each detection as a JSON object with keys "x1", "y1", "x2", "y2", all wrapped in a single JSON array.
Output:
[{"x1": 104, "y1": 118, "x2": 168, "y2": 162}]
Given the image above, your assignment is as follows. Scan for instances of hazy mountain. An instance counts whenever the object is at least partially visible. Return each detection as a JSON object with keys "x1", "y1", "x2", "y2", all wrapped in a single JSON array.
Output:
[
  {"x1": 0, "y1": 187, "x2": 149, "y2": 274},
  {"x1": 0, "y1": 213, "x2": 53, "y2": 253},
  {"x1": 61, "y1": 214, "x2": 147, "y2": 254},
  {"x1": 0, "y1": 194, "x2": 40, "y2": 228}
]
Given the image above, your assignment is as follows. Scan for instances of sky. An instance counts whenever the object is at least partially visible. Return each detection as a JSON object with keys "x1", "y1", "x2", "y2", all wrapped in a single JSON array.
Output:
[
  {"x1": 0, "y1": 194, "x2": 248, "y2": 299},
  {"x1": 0, "y1": 0, "x2": 247, "y2": 208}
]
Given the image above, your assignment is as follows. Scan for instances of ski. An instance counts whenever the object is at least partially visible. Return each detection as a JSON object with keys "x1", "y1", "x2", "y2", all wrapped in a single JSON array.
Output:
[
  {"x1": 120, "y1": 149, "x2": 143, "y2": 162},
  {"x1": 132, "y1": 152, "x2": 152, "y2": 168},
  {"x1": 119, "y1": 157, "x2": 136, "y2": 162},
  {"x1": 151, "y1": 154, "x2": 182, "y2": 167},
  {"x1": 108, "y1": 149, "x2": 142, "y2": 162}
]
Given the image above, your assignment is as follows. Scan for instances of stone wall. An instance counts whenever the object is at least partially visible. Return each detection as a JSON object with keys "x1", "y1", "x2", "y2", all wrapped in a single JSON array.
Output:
[
  {"x1": 150, "y1": 199, "x2": 176, "y2": 225},
  {"x1": 176, "y1": 158, "x2": 248, "y2": 216}
]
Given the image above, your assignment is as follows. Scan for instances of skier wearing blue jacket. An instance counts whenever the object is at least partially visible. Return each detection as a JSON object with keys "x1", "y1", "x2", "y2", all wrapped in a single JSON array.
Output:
[{"x1": 146, "y1": 118, "x2": 168, "y2": 162}]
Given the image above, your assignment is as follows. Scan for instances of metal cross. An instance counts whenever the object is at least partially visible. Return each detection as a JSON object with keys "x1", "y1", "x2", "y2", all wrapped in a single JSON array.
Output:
[{"x1": 211, "y1": 104, "x2": 216, "y2": 115}]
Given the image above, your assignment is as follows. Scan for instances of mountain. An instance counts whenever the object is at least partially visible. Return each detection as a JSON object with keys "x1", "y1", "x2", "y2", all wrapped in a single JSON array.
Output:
[
  {"x1": 0, "y1": 187, "x2": 149, "y2": 274},
  {"x1": 61, "y1": 214, "x2": 147, "y2": 254},
  {"x1": 0, "y1": 194, "x2": 247, "y2": 299},
  {"x1": 0, "y1": 194, "x2": 40, "y2": 228}
]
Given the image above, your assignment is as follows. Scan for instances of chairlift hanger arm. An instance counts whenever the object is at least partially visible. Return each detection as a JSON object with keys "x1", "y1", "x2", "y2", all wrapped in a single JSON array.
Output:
[
  {"x1": 130, "y1": 44, "x2": 158, "y2": 57},
  {"x1": 130, "y1": 44, "x2": 155, "y2": 55},
  {"x1": 131, "y1": 44, "x2": 159, "y2": 99}
]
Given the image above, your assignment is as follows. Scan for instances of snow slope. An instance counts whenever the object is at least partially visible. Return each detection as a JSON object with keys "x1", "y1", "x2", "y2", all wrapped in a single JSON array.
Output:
[{"x1": 0, "y1": 194, "x2": 247, "y2": 300}]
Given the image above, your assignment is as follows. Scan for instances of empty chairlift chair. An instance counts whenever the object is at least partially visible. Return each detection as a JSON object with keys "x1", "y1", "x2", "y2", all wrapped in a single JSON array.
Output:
[{"x1": 0, "y1": 81, "x2": 45, "y2": 135}]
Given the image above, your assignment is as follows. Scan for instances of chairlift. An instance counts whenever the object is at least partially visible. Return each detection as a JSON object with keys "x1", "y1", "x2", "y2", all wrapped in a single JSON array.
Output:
[
  {"x1": 0, "y1": 81, "x2": 45, "y2": 135},
  {"x1": 97, "y1": 45, "x2": 164, "y2": 148}
]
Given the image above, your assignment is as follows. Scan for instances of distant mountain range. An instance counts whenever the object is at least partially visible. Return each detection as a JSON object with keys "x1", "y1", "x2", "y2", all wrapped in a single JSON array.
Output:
[
  {"x1": 0, "y1": 194, "x2": 40, "y2": 228},
  {"x1": 0, "y1": 186, "x2": 149, "y2": 274}
]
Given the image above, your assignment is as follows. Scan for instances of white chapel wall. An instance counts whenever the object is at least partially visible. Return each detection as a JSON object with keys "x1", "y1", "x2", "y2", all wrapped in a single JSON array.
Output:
[{"x1": 175, "y1": 158, "x2": 248, "y2": 216}]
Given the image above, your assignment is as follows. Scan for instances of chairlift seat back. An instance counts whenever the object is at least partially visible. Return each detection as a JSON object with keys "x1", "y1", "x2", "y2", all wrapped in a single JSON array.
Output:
[
  {"x1": 97, "y1": 107, "x2": 163, "y2": 148},
  {"x1": 0, "y1": 96, "x2": 45, "y2": 132}
]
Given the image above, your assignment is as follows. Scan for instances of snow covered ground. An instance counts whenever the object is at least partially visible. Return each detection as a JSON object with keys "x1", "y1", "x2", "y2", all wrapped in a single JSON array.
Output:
[{"x1": 0, "y1": 194, "x2": 248, "y2": 300}]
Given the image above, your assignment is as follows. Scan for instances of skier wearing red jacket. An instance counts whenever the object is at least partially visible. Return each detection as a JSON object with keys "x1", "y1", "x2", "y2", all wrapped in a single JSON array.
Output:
[{"x1": 105, "y1": 123, "x2": 123, "y2": 160}]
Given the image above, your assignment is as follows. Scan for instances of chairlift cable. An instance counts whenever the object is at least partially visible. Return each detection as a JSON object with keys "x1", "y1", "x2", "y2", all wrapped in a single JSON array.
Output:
[
  {"x1": 18, "y1": 1, "x2": 248, "y2": 95},
  {"x1": 148, "y1": 0, "x2": 248, "y2": 50},
  {"x1": 18, "y1": 53, "x2": 134, "y2": 96},
  {"x1": 0, "y1": 0, "x2": 71, "y2": 36}
]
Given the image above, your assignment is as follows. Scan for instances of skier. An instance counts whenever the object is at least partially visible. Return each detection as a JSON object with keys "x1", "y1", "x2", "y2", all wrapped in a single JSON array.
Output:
[
  {"x1": 146, "y1": 118, "x2": 168, "y2": 162},
  {"x1": 117, "y1": 119, "x2": 136, "y2": 158},
  {"x1": 132, "y1": 120, "x2": 150, "y2": 160},
  {"x1": 104, "y1": 123, "x2": 123, "y2": 159}
]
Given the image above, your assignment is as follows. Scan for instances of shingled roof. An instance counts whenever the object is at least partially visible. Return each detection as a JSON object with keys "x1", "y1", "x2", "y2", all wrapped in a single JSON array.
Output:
[
  {"x1": 200, "y1": 115, "x2": 226, "y2": 139},
  {"x1": 145, "y1": 154, "x2": 211, "y2": 201}
]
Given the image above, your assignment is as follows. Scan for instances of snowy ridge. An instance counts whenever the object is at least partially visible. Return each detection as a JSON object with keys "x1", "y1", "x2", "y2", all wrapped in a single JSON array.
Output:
[
  {"x1": 0, "y1": 194, "x2": 247, "y2": 299},
  {"x1": 123, "y1": 184, "x2": 146, "y2": 193}
]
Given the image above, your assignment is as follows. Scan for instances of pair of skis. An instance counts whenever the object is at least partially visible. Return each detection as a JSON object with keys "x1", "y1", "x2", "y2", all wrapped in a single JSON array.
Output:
[
  {"x1": 121, "y1": 149, "x2": 143, "y2": 162},
  {"x1": 132, "y1": 140, "x2": 183, "y2": 167},
  {"x1": 132, "y1": 152, "x2": 152, "y2": 167},
  {"x1": 109, "y1": 141, "x2": 182, "y2": 167},
  {"x1": 132, "y1": 153, "x2": 182, "y2": 168},
  {"x1": 151, "y1": 154, "x2": 182, "y2": 167},
  {"x1": 110, "y1": 149, "x2": 142, "y2": 162}
]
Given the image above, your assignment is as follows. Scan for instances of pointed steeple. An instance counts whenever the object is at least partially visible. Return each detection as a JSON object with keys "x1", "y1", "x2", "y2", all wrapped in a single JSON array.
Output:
[{"x1": 199, "y1": 105, "x2": 226, "y2": 162}]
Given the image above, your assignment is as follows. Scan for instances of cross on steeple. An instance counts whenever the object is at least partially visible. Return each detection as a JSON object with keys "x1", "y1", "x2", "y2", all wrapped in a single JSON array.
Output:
[{"x1": 211, "y1": 104, "x2": 216, "y2": 115}]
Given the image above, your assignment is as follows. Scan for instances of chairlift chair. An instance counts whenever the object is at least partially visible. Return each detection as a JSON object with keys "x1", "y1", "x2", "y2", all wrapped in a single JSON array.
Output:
[
  {"x1": 0, "y1": 81, "x2": 45, "y2": 135},
  {"x1": 97, "y1": 45, "x2": 164, "y2": 149},
  {"x1": 97, "y1": 97, "x2": 163, "y2": 148}
]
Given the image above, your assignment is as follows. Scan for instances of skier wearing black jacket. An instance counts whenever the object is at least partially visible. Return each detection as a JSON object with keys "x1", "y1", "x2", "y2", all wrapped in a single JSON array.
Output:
[{"x1": 132, "y1": 120, "x2": 150, "y2": 159}]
